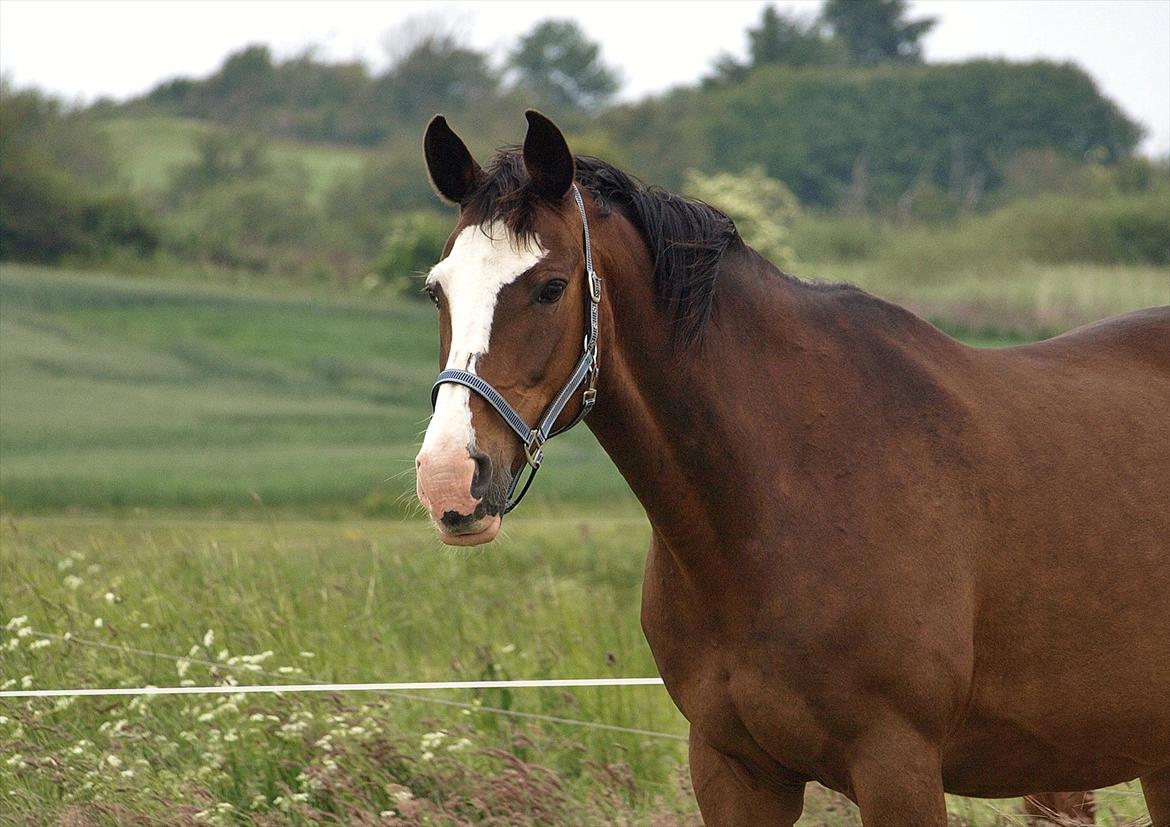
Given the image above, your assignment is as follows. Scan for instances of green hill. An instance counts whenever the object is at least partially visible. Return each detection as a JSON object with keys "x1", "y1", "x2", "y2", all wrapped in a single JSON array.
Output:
[
  {"x1": 3, "y1": 260, "x2": 1166, "y2": 513},
  {"x1": 0, "y1": 263, "x2": 630, "y2": 513},
  {"x1": 98, "y1": 114, "x2": 374, "y2": 204}
]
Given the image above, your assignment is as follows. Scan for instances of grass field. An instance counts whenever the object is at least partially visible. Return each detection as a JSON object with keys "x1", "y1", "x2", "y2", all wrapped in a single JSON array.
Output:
[
  {"x1": 0, "y1": 264, "x2": 631, "y2": 515},
  {"x1": 99, "y1": 115, "x2": 374, "y2": 205},
  {"x1": 1, "y1": 518, "x2": 1151, "y2": 825},
  {"x1": 1, "y1": 261, "x2": 1164, "y2": 823}
]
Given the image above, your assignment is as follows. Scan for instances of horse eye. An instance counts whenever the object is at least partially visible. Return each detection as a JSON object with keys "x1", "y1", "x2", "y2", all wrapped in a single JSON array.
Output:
[
  {"x1": 424, "y1": 285, "x2": 440, "y2": 307},
  {"x1": 536, "y1": 280, "x2": 567, "y2": 304}
]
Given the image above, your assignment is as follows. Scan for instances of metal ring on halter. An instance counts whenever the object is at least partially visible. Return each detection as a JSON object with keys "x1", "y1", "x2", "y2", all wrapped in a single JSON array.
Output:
[{"x1": 429, "y1": 184, "x2": 601, "y2": 514}]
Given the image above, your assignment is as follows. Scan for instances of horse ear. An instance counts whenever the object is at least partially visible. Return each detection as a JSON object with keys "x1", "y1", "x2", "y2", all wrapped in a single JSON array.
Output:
[
  {"x1": 523, "y1": 110, "x2": 575, "y2": 201},
  {"x1": 424, "y1": 114, "x2": 482, "y2": 206}
]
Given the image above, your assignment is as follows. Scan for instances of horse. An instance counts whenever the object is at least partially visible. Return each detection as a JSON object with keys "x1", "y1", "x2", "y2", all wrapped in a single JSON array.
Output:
[{"x1": 413, "y1": 110, "x2": 1170, "y2": 826}]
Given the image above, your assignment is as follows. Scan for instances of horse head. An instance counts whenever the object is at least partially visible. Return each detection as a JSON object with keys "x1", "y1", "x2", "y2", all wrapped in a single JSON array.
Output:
[{"x1": 415, "y1": 111, "x2": 599, "y2": 545}]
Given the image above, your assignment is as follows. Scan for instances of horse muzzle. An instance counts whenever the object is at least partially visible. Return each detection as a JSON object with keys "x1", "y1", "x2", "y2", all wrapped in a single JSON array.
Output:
[{"x1": 416, "y1": 447, "x2": 503, "y2": 546}]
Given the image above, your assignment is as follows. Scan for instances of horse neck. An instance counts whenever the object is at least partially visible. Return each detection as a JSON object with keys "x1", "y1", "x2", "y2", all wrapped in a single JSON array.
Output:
[{"x1": 585, "y1": 226, "x2": 825, "y2": 564}]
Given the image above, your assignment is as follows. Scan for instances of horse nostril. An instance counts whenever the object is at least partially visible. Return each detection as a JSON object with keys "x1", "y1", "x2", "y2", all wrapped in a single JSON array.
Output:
[{"x1": 470, "y1": 451, "x2": 492, "y2": 500}]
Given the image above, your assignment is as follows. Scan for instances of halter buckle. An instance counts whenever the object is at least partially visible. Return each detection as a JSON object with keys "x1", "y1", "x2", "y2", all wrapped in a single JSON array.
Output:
[{"x1": 524, "y1": 430, "x2": 545, "y2": 469}]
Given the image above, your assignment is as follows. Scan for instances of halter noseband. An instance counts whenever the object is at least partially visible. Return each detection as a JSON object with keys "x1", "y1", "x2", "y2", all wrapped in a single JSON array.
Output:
[{"x1": 430, "y1": 184, "x2": 601, "y2": 514}]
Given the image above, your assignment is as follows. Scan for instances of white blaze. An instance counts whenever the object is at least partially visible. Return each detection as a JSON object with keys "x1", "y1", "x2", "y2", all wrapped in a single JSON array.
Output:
[{"x1": 420, "y1": 223, "x2": 546, "y2": 456}]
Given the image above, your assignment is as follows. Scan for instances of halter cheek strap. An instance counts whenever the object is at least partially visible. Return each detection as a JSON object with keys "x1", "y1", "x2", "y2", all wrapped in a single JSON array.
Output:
[{"x1": 430, "y1": 184, "x2": 601, "y2": 514}]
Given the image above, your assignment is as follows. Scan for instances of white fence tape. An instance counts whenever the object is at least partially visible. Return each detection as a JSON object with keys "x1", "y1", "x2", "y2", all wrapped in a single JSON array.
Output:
[
  {"x1": 1, "y1": 677, "x2": 665, "y2": 700},
  {"x1": 3, "y1": 629, "x2": 687, "y2": 741}
]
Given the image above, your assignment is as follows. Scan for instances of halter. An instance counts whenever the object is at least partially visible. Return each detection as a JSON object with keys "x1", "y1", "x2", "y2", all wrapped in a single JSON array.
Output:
[{"x1": 430, "y1": 184, "x2": 601, "y2": 514}]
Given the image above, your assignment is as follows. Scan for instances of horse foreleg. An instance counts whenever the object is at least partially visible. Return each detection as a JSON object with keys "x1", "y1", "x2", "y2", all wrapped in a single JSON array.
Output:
[
  {"x1": 1141, "y1": 765, "x2": 1170, "y2": 827},
  {"x1": 848, "y1": 728, "x2": 948, "y2": 827},
  {"x1": 688, "y1": 729, "x2": 806, "y2": 826}
]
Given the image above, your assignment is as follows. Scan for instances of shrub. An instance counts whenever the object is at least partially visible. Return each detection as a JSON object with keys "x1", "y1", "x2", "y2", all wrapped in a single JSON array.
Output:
[
  {"x1": 372, "y1": 211, "x2": 452, "y2": 298},
  {"x1": 0, "y1": 83, "x2": 157, "y2": 263},
  {"x1": 168, "y1": 179, "x2": 323, "y2": 272},
  {"x1": 684, "y1": 165, "x2": 800, "y2": 268},
  {"x1": 790, "y1": 213, "x2": 887, "y2": 261},
  {"x1": 991, "y1": 194, "x2": 1170, "y2": 265}
]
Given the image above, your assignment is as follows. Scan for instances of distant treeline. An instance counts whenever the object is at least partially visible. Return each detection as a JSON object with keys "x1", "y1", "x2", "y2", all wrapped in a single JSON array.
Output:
[
  {"x1": 120, "y1": 4, "x2": 1144, "y2": 216},
  {"x1": 2, "y1": 2, "x2": 1167, "y2": 282},
  {"x1": 607, "y1": 61, "x2": 1141, "y2": 212}
]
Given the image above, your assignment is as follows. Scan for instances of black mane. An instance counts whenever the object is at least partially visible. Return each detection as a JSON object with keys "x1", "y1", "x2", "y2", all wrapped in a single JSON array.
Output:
[{"x1": 464, "y1": 149, "x2": 740, "y2": 345}]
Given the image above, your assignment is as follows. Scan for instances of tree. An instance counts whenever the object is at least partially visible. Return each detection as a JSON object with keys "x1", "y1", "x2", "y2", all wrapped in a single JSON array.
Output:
[
  {"x1": 603, "y1": 60, "x2": 1142, "y2": 211},
  {"x1": 707, "y1": 5, "x2": 846, "y2": 86},
  {"x1": 507, "y1": 20, "x2": 620, "y2": 115},
  {"x1": 0, "y1": 82, "x2": 156, "y2": 262},
  {"x1": 821, "y1": 0, "x2": 936, "y2": 65},
  {"x1": 748, "y1": 6, "x2": 845, "y2": 68},
  {"x1": 377, "y1": 32, "x2": 499, "y2": 123}
]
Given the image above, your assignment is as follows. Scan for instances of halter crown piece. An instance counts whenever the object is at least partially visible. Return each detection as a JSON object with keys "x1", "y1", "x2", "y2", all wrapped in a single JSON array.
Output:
[{"x1": 430, "y1": 184, "x2": 602, "y2": 514}]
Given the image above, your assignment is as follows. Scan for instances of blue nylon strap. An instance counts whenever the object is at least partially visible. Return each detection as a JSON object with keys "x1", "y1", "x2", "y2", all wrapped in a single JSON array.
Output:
[
  {"x1": 429, "y1": 183, "x2": 600, "y2": 514},
  {"x1": 432, "y1": 369, "x2": 532, "y2": 445}
]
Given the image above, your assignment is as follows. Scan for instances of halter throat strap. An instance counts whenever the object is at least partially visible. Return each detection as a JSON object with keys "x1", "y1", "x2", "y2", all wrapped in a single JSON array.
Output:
[{"x1": 430, "y1": 184, "x2": 601, "y2": 514}]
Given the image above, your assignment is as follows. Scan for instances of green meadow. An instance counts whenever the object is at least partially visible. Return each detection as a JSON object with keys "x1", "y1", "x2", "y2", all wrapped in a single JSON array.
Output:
[
  {"x1": 0, "y1": 264, "x2": 630, "y2": 515},
  {"x1": 100, "y1": 115, "x2": 374, "y2": 205},
  {"x1": 1, "y1": 517, "x2": 1151, "y2": 825},
  {"x1": 1, "y1": 261, "x2": 1164, "y2": 824}
]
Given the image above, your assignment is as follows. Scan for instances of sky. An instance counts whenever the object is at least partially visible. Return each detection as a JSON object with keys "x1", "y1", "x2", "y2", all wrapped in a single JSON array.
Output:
[{"x1": 1, "y1": 0, "x2": 1167, "y2": 155}]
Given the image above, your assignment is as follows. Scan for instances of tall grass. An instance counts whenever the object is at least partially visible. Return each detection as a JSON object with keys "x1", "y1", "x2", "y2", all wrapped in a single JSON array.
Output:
[
  {"x1": 0, "y1": 516, "x2": 694, "y2": 823},
  {"x1": 1, "y1": 517, "x2": 1151, "y2": 825},
  {"x1": 791, "y1": 194, "x2": 1170, "y2": 339}
]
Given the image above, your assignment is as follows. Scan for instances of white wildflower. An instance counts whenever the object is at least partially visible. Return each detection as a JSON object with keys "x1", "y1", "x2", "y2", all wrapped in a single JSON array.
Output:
[
  {"x1": 20, "y1": 675, "x2": 33, "y2": 689},
  {"x1": 106, "y1": 754, "x2": 122, "y2": 768},
  {"x1": 5, "y1": 615, "x2": 28, "y2": 630},
  {"x1": 93, "y1": 617, "x2": 103, "y2": 628},
  {"x1": 104, "y1": 592, "x2": 116, "y2": 604},
  {"x1": 28, "y1": 639, "x2": 50, "y2": 650},
  {"x1": 298, "y1": 651, "x2": 315, "y2": 658},
  {"x1": 63, "y1": 575, "x2": 83, "y2": 590},
  {"x1": 176, "y1": 658, "x2": 190, "y2": 678},
  {"x1": 203, "y1": 629, "x2": 215, "y2": 648},
  {"x1": 500, "y1": 643, "x2": 516, "y2": 654}
]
